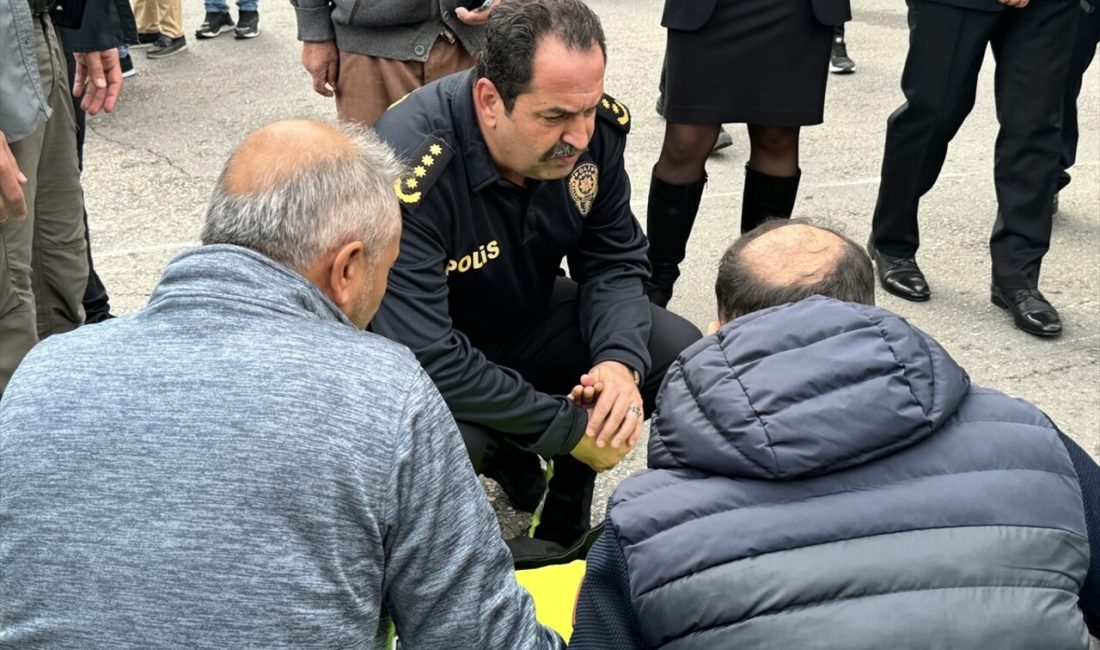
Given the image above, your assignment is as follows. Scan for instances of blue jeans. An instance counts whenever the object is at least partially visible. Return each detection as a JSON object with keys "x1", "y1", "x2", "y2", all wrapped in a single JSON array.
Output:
[{"x1": 205, "y1": 0, "x2": 257, "y2": 12}]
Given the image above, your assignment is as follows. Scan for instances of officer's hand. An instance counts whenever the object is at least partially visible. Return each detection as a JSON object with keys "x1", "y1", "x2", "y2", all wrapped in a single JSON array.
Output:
[
  {"x1": 569, "y1": 427, "x2": 630, "y2": 472},
  {"x1": 455, "y1": 0, "x2": 501, "y2": 25},
  {"x1": 0, "y1": 133, "x2": 28, "y2": 224},
  {"x1": 999, "y1": 0, "x2": 1029, "y2": 7},
  {"x1": 73, "y1": 49, "x2": 122, "y2": 115},
  {"x1": 567, "y1": 373, "x2": 601, "y2": 406},
  {"x1": 583, "y1": 361, "x2": 644, "y2": 450},
  {"x1": 302, "y1": 41, "x2": 339, "y2": 97}
]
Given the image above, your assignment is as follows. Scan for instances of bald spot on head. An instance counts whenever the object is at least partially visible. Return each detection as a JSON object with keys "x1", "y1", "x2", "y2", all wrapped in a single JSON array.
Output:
[
  {"x1": 739, "y1": 223, "x2": 848, "y2": 291},
  {"x1": 222, "y1": 119, "x2": 358, "y2": 196}
]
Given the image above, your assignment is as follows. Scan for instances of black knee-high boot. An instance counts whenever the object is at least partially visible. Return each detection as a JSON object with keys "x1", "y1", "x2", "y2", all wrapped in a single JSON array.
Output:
[
  {"x1": 741, "y1": 165, "x2": 801, "y2": 234},
  {"x1": 645, "y1": 173, "x2": 707, "y2": 308}
]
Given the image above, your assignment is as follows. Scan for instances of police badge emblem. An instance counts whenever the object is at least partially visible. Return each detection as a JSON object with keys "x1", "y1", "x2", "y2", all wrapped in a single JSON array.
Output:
[{"x1": 569, "y1": 162, "x2": 599, "y2": 216}]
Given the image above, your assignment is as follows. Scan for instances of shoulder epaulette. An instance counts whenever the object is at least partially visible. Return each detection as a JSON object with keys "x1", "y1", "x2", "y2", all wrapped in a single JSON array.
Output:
[
  {"x1": 597, "y1": 93, "x2": 631, "y2": 134},
  {"x1": 394, "y1": 136, "x2": 453, "y2": 207}
]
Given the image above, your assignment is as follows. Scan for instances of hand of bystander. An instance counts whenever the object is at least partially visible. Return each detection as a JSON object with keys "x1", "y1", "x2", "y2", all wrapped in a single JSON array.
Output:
[
  {"x1": 455, "y1": 0, "x2": 502, "y2": 26},
  {"x1": 0, "y1": 133, "x2": 28, "y2": 224},
  {"x1": 301, "y1": 40, "x2": 339, "y2": 97},
  {"x1": 73, "y1": 49, "x2": 122, "y2": 115}
]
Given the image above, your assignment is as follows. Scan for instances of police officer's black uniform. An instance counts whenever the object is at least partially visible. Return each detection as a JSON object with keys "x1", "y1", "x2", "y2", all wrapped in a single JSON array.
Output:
[
  {"x1": 871, "y1": 0, "x2": 1079, "y2": 301},
  {"x1": 371, "y1": 70, "x2": 701, "y2": 546}
]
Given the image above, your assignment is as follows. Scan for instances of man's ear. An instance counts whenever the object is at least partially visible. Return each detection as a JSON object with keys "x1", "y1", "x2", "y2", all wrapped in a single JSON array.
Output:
[
  {"x1": 327, "y1": 240, "x2": 366, "y2": 310},
  {"x1": 474, "y1": 78, "x2": 502, "y2": 128},
  {"x1": 706, "y1": 320, "x2": 724, "y2": 335}
]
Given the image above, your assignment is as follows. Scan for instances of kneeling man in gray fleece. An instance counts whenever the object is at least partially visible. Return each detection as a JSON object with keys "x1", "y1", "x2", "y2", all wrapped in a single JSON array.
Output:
[{"x1": 0, "y1": 119, "x2": 563, "y2": 650}]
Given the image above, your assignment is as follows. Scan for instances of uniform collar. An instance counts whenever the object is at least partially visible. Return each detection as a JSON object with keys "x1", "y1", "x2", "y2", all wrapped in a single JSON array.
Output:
[{"x1": 452, "y1": 69, "x2": 513, "y2": 193}]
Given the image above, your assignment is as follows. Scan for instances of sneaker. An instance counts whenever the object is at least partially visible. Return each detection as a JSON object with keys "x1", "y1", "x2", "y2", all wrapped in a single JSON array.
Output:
[
  {"x1": 132, "y1": 32, "x2": 160, "y2": 49},
  {"x1": 147, "y1": 34, "x2": 188, "y2": 59},
  {"x1": 712, "y1": 126, "x2": 733, "y2": 154},
  {"x1": 119, "y1": 51, "x2": 136, "y2": 78},
  {"x1": 195, "y1": 11, "x2": 234, "y2": 39},
  {"x1": 234, "y1": 10, "x2": 259, "y2": 39},
  {"x1": 830, "y1": 37, "x2": 856, "y2": 74}
]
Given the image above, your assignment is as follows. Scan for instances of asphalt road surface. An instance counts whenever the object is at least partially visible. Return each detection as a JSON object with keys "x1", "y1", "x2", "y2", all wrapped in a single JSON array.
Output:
[{"x1": 79, "y1": 0, "x2": 1098, "y2": 535}]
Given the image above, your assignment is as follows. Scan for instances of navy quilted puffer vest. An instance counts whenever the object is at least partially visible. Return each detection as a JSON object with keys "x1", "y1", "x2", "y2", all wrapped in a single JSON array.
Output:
[{"x1": 608, "y1": 297, "x2": 1089, "y2": 649}]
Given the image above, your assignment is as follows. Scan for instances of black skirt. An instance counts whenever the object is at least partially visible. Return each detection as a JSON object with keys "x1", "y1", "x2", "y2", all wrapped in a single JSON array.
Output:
[{"x1": 663, "y1": 0, "x2": 834, "y2": 126}]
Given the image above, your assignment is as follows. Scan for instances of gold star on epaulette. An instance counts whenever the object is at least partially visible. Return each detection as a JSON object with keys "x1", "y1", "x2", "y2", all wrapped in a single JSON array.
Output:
[
  {"x1": 394, "y1": 136, "x2": 454, "y2": 207},
  {"x1": 596, "y1": 93, "x2": 631, "y2": 134}
]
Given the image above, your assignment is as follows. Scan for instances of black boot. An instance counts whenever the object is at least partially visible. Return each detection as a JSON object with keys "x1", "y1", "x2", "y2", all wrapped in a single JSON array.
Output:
[
  {"x1": 483, "y1": 443, "x2": 546, "y2": 513},
  {"x1": 645, "y1": 173, "x2": 707, "y2": 308},
  {"x1": 741, "y1": 165, "x2": 801, "y2": 234},
  {"x1": 532, "y1": 455, "x2": 596, "y2": 547}
]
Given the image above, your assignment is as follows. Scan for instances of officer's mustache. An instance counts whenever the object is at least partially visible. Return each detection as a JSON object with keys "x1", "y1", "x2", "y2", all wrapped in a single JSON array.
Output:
[{"x1": 540, "y1": 141, "x2": 585, "y2": 162}]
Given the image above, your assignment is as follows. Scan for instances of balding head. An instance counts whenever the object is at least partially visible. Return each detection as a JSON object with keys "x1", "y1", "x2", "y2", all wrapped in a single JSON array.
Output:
[
  {"x1": 222, "y1": 120, "x2": 359, "y2": 196},
  {"x1": 715, "y1": 219, "x2": 874, "y2": 322},
  {"x1": 201, "y1": 119, "x2": 403, "y2": 273}
]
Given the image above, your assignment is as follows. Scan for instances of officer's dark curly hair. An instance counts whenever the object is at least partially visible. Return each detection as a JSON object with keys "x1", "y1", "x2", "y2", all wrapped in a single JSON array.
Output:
[
  {"x1": 475, "y1": 0, "x2": 607, "y2": 113},
  {"x1": 716, "y1": 218, "x2": 875, "y2": 321}
]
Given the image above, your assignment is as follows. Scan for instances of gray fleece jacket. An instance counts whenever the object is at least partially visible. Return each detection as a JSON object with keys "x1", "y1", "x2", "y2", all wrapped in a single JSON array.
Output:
[{"x1": 0, "y1": 245, "x2": 562, "y2": 650}]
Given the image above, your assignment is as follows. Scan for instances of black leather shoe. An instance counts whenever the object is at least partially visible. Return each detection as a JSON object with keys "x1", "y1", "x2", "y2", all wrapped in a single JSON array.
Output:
[
  {"x1": 991, "y1": 286, "x2": 1062, "y2": 338},
  {"x1": 867, "y1": 240, "x2": 931, "y2": 302}
]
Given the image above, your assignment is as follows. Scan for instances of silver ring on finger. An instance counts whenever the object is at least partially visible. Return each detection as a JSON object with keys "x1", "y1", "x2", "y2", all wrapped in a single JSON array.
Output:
[{"x1": 627, "y1": 404, "x2": 642, "y2": 418}]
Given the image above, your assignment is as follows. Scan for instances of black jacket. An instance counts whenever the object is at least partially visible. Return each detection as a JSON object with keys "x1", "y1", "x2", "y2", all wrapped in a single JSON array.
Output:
[
  {"x1": 57, "y1": 0, "x2": 136, "y2": 52},
  {"x1": 371, "y1": 70, "x2": 651, "y2": 459},
  {"x1": 662, "y1": 0, "x2": 851, "y2": 29}
]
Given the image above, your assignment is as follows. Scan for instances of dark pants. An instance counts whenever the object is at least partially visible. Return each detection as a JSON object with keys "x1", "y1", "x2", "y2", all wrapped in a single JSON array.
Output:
[
  {"x1": 65, "y1": 49, "x2": 113, "y2": 322},
  {"x1": 459, "y1": 277, "x2": 701, "y2": 542},
  {"x1": 1058, "y1": 3, "x2": 1100, "y2": 190},
  {"x1": 871, "y1": 0, "x2": 1079, "y2": 289}
]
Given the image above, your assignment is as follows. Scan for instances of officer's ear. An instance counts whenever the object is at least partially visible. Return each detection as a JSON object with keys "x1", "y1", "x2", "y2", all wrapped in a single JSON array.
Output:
[{"x1": 474, "y1": 78, "x2": 504, "y2": 128}]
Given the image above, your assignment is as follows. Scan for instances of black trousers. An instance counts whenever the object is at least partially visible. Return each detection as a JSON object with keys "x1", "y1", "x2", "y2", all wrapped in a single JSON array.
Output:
[
  {"x1": 458, "y1": 277, "x2": 701, "y2": 540},
  {"x1": 65, "y1": 49, "x2": 112, "y2": 322},
  {"x1": 871, "y1": 0, "x2": 1079, "y2": 289},
  {"x1": 1058, "y1": 3, "x2": 1100, "y2": 190}
]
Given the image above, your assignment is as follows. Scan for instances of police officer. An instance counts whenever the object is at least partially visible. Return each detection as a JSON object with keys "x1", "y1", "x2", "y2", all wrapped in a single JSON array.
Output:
[
  {"x1": 370, "y1": 0, "x2": 701, "y2": 549},
  {"x1": 869, "y1": 0, "x2": 1080, "y2": 337}
]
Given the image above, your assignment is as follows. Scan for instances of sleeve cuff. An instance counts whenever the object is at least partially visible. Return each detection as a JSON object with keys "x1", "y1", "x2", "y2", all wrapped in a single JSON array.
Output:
[
  {"x1": 528, "y1": 401, "x2": 587, "y2": 459},
  {"x1": 590, "y1": 352, "x2": 649, "y2": 386},
  {"x1": 292, "y1": 5, "x2": 336, "y2": 42}
]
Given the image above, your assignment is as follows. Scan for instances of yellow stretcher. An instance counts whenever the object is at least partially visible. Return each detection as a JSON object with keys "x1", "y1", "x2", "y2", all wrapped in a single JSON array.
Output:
[{"x1": 515, "y1": 560, "x2": 587, "y2": 643}]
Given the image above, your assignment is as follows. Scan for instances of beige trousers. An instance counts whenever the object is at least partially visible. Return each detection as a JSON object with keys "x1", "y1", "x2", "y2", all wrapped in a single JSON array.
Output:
[
  {"x1": 133, "y1": 0, "x2": 184, "y2": 39},
  {"x1": 0, "y1": 16, "x2": 88, "y2": 394},
  {"x1": 335, "y1": 37, "x2": 476, "y2": 126}
]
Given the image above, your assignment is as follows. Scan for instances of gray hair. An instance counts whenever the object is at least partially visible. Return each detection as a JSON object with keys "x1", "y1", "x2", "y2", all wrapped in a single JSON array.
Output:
[{"x1": 201, "y1": 122, "x2": 403, "y2": 273}]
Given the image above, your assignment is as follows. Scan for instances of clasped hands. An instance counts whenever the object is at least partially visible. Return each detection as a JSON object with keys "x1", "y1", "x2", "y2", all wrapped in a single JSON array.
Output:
[{"x1": 566, "y1": 360, "x2": 643, "y2": 472}]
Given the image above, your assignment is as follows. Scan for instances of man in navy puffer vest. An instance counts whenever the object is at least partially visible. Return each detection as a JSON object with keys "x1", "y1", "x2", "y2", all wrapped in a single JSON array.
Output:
[{"x1": 570, "y1": 219, "x2": 1099, "y2": 649}]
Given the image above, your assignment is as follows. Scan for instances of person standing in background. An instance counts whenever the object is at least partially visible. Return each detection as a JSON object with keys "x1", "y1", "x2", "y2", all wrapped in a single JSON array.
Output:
[
  {"x1": 134, "y1": 0, "x2": 187, "y2": 58},
  {"x1": 292, "y1": 0, "x2": 499, "y2": 126},
  {"x1": 868, "y1": 0, "x2": 1080, "y2": 338},
  {"x1": 0, "y1": 0, "x2": 124, "y2": 395},
  {"x1": 830, "y1": 23, "x2": 856, "y2": 73},
  {"x1": 1054, "y1": 0, "x2": 1099, "y2": 214},
  {"x1": 195, "y1": 0, "x2": 259, "y2": 40},
  {"x1": 59, "y1": 0, "x2": 138, "y2": 324},
  {"x1": 643, "y1": 0, "x2": 851, "y2": 307}
]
